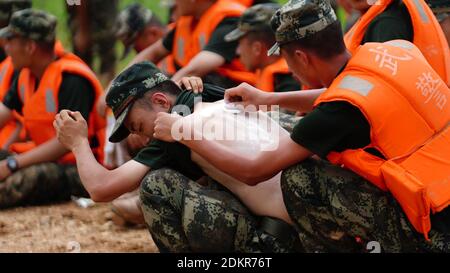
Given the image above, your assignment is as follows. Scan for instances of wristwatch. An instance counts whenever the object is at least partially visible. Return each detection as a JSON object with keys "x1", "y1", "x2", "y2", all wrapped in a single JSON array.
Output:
[{"x1": 6, "y1": 156, "x2": 19, "y2": 173}]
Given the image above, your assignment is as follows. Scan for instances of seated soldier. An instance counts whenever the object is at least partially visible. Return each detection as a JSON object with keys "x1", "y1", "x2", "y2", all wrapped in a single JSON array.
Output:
[
  {"x1": 225, "y1": 3, "x2": 300, "y2": 93},
  {"x1": 0, "y1": 0, "x2": 32, "y2": 150},
  {"x1": 0, "y1": 9, "x2": 104, "y2": 208},
  {"x1": 131, "y1": 0, "x2": 256, "y2": 88},
  {"x1": 115, "y1": 3, "x2": 176, "y2": 76},
  {"x1": 153, "y1": 0, "x2": 450, "y2": 252},
  {"x1": 54, "y1": 61, "x2": 303, "y2": 253}
]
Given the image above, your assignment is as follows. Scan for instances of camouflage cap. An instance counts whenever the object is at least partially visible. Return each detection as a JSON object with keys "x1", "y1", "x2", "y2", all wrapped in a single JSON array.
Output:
[
  {"x1": 115, "y1": 3, "x2": 153, "y2": 48},
  {"x1": 224, "y1": 3, "x2": 281, "y2": 42},
  {"x1": 0, "y1": 8, "x2": 56, "y2": 43},
  {"x1": 0, "y1": 0, "x2": 32, "y2": 24},
  {"x1": 106, "y1": 61, "x2": 179, "y2": 143},
  {"x1": 267, "y1": 0, "x2": 337, "y2": 56}
]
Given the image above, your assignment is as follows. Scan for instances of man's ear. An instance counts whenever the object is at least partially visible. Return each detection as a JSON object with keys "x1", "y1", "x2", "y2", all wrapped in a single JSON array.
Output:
[
  {"x1": 252, "y1": 40, "x2": 263, "y2": 57},
  {"x1": 144, "y1": 26, "x2": 165, "y2": 40},
  {"x1": 294, "y1": 48, "x2": 309, "y2": 69},
  {"x1": 150, "y1": 92, "x2": 171, "y2": 111},
  {"x1": 25, "y1": 40, "x2": 36, "y2": 55}
]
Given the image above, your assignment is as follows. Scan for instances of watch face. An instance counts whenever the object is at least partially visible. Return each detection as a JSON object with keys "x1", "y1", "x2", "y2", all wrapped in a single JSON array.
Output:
[{"x1": 7, "y1": 157, "x2": 18, "y2": 171}]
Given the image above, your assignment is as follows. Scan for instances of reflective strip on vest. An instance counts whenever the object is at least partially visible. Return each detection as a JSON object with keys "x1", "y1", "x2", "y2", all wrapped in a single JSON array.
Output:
[
  {"x1": 338, "y1": 75, "x2": 374, "y2": 97},
  {"x1": 0, "y1": 65, "x2": 7, "y2": 83},
  {"x1": 45, "y1": 88, "x2": 56, "y2": 113},
  {"x1": 385, "y1": 40, "x2": 414, "y2": 50},
  {"x1": 19, "y1": 84, "x2": 25, "y2": 102},
  {"x1": 412, "y1": 0, "x2": 429, "y2": 23},
  {"x1": 199, "y1": 33, "x2": 207, "y2": 49},
  {"x1": 177, "y1": 38, "x2": 185, "y2": 63}
]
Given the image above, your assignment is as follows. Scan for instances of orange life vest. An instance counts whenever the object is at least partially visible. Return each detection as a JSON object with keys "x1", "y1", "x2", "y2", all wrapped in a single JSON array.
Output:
[
  {"x1": 0, "y1": 57, "x2": 23, "y2": 149},
  {"x1": 314, "y1": 40, "x2": 450, "y2": 239},
  {"x1": 16, "y1": 52, "x2": 106, "y2": 164},
  {"x1": 157, "y1": 54, "x2": 177, "y2": 76},
  {"x1": 157, "y1": 23, "x2": 177, "y2": 76},
  {"x1": 255, "y1": 58, "x2": 291, "y2": 92},
  {"x1": 344, "y1": 0, "x2": 450, "y2": 86},
  {"x1": 173, "y1": 0, "x2": 256, "y2": 85},
  {"x1": 0, "y1": 41, "x2": 67, "y2": 150},
  {"x1": 233, "y1": 0, "x2": 253, "y2": 7}
]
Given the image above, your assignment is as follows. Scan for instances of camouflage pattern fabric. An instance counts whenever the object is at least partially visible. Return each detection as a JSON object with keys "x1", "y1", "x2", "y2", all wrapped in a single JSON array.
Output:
[
  {"x1": 0, "y1": 151, "x2": 88, "y2": 209},
  {"x1": 66, "y1": 0, "x2": 117, "y2": 76},
  {"x1": 140, "y1": 168, "x2": 301, "y2": 253},
  {"x1": 281, "y1": 158, "x2": 450, "y2": 253},
  {"x1": 224, "y1": 3, "x2": 280, "y2": 42},
  {"x1": 106, "y1": 61, "x2": 177, "y2": 143},
  {"x1": 268, "y1": 0, "x2": 338, "y2": 56},
  {"x1": 139, "y1": 111, "x2": 301, "y2": 253},
  {"x1": 0, "y1": 8, "x2": 56, "y2": 43}
]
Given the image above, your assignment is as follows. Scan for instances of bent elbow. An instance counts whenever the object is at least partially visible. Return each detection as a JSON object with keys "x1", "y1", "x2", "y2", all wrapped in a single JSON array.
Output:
[
  {"x1": 239, "y1": 161, "x2": 265, "y2": 186},
  {"x1": 88, "y1": 185, "x2": 114, "y2": 202}
]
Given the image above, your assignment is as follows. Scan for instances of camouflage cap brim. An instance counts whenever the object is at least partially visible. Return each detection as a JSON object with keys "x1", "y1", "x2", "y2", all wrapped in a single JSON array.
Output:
[
  {"x1": 224, "y1": 28, "x2": 246, "y2": 42},
  {"x1": 109, "y1": 104, "x2": 132, "y2": 143},
  {"x1": 267, "y1": 42, "x2": 280, "y2": 56},
  {"x1": 0, "y1": 25, "x2": 15, "y2": 39}
]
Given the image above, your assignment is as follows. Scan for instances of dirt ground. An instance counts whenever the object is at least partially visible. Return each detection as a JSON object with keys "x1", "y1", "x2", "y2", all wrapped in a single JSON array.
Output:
[{"x1": 0, "y1": 201, "x2": 159, "y2": 253}]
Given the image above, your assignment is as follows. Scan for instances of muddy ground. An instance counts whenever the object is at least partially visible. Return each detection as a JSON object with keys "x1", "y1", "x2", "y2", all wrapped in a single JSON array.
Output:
[{"x1": 0, "y1": 201, "x2": 159, "y2": 253}]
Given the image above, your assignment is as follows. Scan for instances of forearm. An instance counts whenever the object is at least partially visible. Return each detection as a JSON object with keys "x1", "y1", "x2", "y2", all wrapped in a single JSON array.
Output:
[
  {"x1": 71, "y1": 139, "x2": 116, "y2": 201},
  {"x1": 71, "y1": 139, "x2": 148, "y2": 202},
  {"x1": 16, "y1": 138, "x2": 70, "y2": 169},
  {"x1": 267, "y1": 88, "x2": 326, "y2": 113},
  {"x1": 0, "y1": 103, "x2": 13, "y2": 129},
  {"x1": 171, "y1": 51, "x2": 225, "y2": 82},
  {"x1": 130, "y1": 40, "x2": 168, "y2": 67},
  {"x1": 171, "y1": 65, "x2": 207, "y2": 82}
]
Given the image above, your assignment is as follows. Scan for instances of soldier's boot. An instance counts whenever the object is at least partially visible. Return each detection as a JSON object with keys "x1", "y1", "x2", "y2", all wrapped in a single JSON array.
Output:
[{"x1": 110, "y1": 190, "x2": 145, "y2": 226}]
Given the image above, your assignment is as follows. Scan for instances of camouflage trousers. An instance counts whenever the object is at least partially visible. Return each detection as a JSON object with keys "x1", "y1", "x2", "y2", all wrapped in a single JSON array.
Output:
[
  {"x1": 139, "y1": 112, "x2": 302, "y2": 253},
  {"x1": 140, "y1": 169, "x2": 301, "y2": 253},
  {"x1": 281, "y1": 158, "x2": 450, "y2": 253},
  {"x1": 0, "y1": 151, "x2": 88, "y2": 209}
]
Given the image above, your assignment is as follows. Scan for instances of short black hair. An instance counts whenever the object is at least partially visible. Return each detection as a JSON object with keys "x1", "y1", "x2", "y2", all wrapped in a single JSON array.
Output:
[
  {"x1": 147, "y1": 13, "x2": 163, "y2": 29},
  {"x1": 36, "y1": 39, "x2": 55, "y2": 52},
  {"x1": 246, "y1": 25, "x2": 276, "y2": 48},
  {"x1": 282, "y1": 20, "x2": 345, "y2": 59},
  {"x1": 134, "y1": 80, "x2": 181, "y2": 109}
]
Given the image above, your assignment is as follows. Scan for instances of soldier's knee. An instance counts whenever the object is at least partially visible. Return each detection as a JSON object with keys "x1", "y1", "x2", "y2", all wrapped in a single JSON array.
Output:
[
  {"x1": 280, "y1": 160, "x2": 316, "y2": 199},
  {"x1": 140, "y1": 168, "x2": 173, "y2": 197}
]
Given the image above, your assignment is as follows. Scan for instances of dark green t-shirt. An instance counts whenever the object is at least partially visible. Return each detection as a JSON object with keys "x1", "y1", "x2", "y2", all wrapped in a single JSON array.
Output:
[
  {"x1": 133, "y1": 84, "x2": 225, "y2": 181},
  {"x1": 274, "y1": 73, "x2": 301, "y2": 92},
  {"x1": 362, "y1": 0, "x2": 413, "y2": 44},
  {"x1": 163, "y1": 17, "x2": 243, "y2": 88}
]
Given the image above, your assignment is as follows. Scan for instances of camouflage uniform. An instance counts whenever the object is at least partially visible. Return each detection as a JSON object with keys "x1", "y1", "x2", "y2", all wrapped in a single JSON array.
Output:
[
  {"x1": 139, "y1": 112, "x2": 300, "y2": 253},
  {"x1": 66, "y1": 0, "x2": 118, "y2": 83},
  {"x1": 140, "y1": 170, "x2": 301, "y2": 253},
  {"x1": 281, "y1": 158, "x2": 450, "y2": 253},
  {"x1": 0, "y1": 150, "x2": 87, "y2": 209},
  {"x1": 270, "y1": 0, "x2": 449, "y2": 253},
  {"x1": 0, "y1": 9, "x2": 88, "y2": 208},
  {"x1": 105, "y1": 62, "x2": 302, "y2": 252}
]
